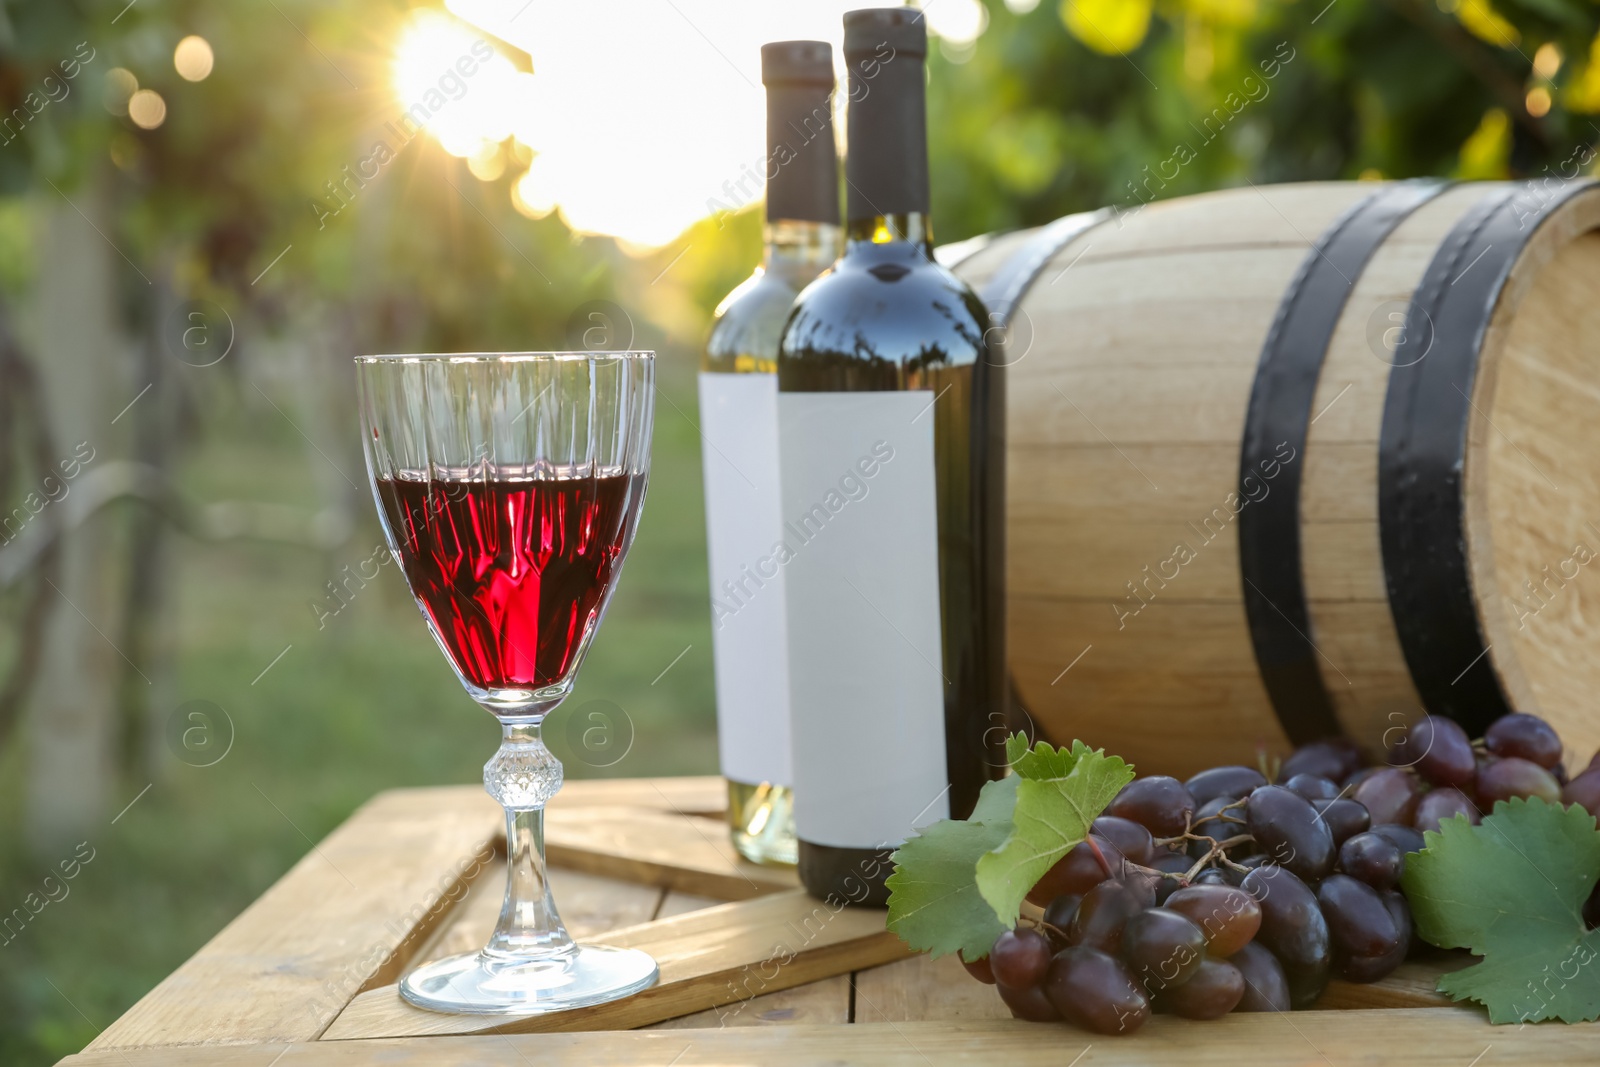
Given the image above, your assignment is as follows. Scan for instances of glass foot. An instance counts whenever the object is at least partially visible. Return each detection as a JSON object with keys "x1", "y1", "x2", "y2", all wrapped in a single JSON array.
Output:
[{"x1": 400, "y1": 944, "x2": 659, "y2": 1015}]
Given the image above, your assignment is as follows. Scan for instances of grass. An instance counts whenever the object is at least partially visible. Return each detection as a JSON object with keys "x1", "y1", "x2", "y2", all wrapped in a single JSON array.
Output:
[{"x1": 0, "y1": 348, "x2": 719, "y2": 1064}]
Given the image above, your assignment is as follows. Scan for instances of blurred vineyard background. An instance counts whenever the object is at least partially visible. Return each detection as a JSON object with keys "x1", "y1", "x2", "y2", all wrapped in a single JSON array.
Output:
[{"x1": 2, "y1": 0, "x2": 1598, "y2": 1061}]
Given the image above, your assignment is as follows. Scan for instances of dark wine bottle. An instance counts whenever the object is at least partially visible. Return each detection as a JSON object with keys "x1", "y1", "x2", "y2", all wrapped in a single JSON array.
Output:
[
  {"x1": 701, "y1": 42, "x2": 841, "y2": 867},
  {"x1": 776, "y1": 8, "x2": 1004, "y2": 905}
]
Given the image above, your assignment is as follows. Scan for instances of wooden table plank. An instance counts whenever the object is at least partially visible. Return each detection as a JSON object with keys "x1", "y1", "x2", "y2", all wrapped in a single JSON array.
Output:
[
  {"x1": 854, "y1": 953, "x2": 1011, "y2": 1024},
  {"x1": 1316, "y1": 956, "x2": 1458, "y2": 1010},
  {"x1": 554, "y1": 775, "x2": 726, "y2": 814},
  {"x1": 545, "y1": 805, "x2": 797, "y2": 900},
  {"x1": 639, "y1": 888, "x2": 852, "y2": 1031},
  {"x1": 644, "y1": 975, "x2": 852, "y2": 1029},
  {"x1": 323, "y1": 889, "x2": 911, "y2": 1039},
  {"x1": 87, "y1": 787, "x2": 503, "y2": 1051},
  {"x1": 409, "y1": 860, "x2": 665, "y2": 965},
  {"x1": 61, "y1": 1011, "x2": 1600, "y2": 1066},
  {"x1": 654, "y1": 889, "x2": 727, "y2": 920}
]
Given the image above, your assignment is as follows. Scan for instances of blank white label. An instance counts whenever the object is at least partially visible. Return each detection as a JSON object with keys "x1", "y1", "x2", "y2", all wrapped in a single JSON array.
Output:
[
  {"x1": 699, "y1": 372, "x2": 791, "y2": 788},
  {"x1": 779, "y1": 390, "x2": 949, "y2": 850}
]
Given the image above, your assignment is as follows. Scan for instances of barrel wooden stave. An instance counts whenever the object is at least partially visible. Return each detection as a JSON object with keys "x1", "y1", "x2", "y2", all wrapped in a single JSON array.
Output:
[
  {"x1": 1299, "y1": 184, "x2": 1502, "y2": 749},
  {"x1": 1470, "y1": 210, "x2": 1600, "y2": 761},
  {"x1": 962, "y1": 180, "x2": 1600, "y2": 776}
]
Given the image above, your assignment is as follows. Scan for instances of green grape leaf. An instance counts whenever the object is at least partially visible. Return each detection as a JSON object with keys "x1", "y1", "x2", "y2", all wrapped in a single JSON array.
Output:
[
  {"x1": 884, "y1": 776, "x2": 1019, "y2": 961},
  {"x1": 1006, "y1": 734, "x2": 1078, "y2": 779},
  {"x1": 1402, "y1": 797, "x2": 1600, "y2": 1024},
  {"x1": 969, "y1": 773, "x2": 1021, "y2": 825},
  {"x1": 975, "y1": 741, "x2": 1134, "y2": 926}
]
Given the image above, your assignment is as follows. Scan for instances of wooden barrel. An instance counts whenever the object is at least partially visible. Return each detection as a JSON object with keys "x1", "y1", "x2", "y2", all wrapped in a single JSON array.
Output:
[{"x1": 950, "y1": 180, "x2": 1600, "y2": 778}]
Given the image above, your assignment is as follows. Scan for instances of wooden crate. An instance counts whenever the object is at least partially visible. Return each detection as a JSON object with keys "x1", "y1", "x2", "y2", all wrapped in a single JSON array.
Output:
[{"x1": 58, "y1": 777, "x2": 1599, "y2": 1065}]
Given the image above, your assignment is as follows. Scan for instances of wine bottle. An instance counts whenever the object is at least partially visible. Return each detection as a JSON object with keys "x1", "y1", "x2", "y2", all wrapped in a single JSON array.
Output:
[
  {"x1": 701, "y1": 41, "x2": 841, "y2": 867},
  {"x1": 776, "y1": 8, "x2": 1004, "y2": 905}
]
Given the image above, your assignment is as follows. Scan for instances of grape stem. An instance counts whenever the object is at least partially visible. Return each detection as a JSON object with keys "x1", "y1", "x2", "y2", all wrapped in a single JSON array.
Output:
[
  {"x1": 1153, "y1": 797, "x2": 1248, "y2": 846},
  {"x1": 1179, "y1": 834, "x2": 1253, "y2": 880}
]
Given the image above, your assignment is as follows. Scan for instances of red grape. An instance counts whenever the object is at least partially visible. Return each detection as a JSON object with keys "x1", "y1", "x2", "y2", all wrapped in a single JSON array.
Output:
[
  {"x1": 1352, "y1": 767, "x2": 1422, "y2": 825},
  {"x1": 1311, "y1": 797, "x2": 1371, "y2": 845},
  {"x1": 1187, "y1": 765, "x2": 1268, "y2": 807},
  {"x1": 1043, "y1": 946, "x2": 1150, "y2": 1034},
  {"x1": 1230, "y1": 941, "x2": 1291, "y2": 1012},
  {"x1": 1484, "y1": 713, "x2": 1563, "y2": 769},
  {"x1": 1068, "y1": 880, "x2": 1148, "y2": 953},
  {"x1": 1368, "y1": 823, "x2": 1425, "y2": 855},
  {"x1": 1121, "y1": 907, "x2": 1207, "y2": 993},
  {"x1": 1042, "y1": 893, "x2": 1082, "y2": 939},
  {"x1": 1337, "y1": 832, "x2": 1403, "y2": 890},
  {"x1": 1280, "y1": 738, "x2": 1364, "y2": 784},
  {"x1": 961, "y1": 953, "x2": 995, "y2": 984},
  {"x1": 1413, "y1": 787, "x2": 1479, "y2": 832},
  {"x1": 1240, "y1": 865, "x2": 1331, "y2": 1008},
  {"x1": 1284, "y1": 774, "x2": 1339, "y2": 801},
  {"x1": 1164, "y1": 884, "x2": 1262, "y2": 957},
  {"x1": 1160, "y1": 956, "x2": 1245, "y2": 1019},
  {"x1": 1108, "y1": 776, "x2": 1196, "y2": 837},
  {"x1": 1027, "y1": 835, "x2": 1124, "y2": 904},
  {"x1": 997, "y1": 978, "x2": 1060, "y2": 1021},
  {"x1": 1246, "y1": 785, "x2": 1336, "y2": 882},
  {"x1": 1561, "y1": 768, "x2": 1600, "y2": 820},
  {"x1": 1149, "y1": 852, "x2": 1192, "y2": 903},
  {"x1": 1477, "y1": 757, "x2": 1562, "y2": 805},
  {"x1": 1092, "y1": 815, "x2": 1156, "y2": 865},
  {"x1": 1395, "y1": 715, "x2": 1476, "y2": 789},
  {"x1": 989, "y1": 927, "x2": 1052, "y2": 988},
  {"x1": 1338, "y1": 891, "x2": 1411, "y2": 983},
  {"x1": 1317, "y1": 874, "x2": 1401, "y2": 958}
]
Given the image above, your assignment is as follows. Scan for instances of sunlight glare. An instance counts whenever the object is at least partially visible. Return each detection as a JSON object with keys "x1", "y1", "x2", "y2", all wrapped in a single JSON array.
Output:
[
  {"x1": 393, "y1": 11, "x2": 523, "y2": 159},
  {"x1": 440, "y1": 0, "x2": 879, "y2": 249}
]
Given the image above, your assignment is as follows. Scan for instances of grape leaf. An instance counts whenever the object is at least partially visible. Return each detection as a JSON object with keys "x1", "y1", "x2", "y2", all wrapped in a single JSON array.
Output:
[
  {"x1": 884, "y1": 776, "x2": 1017, "y2": 961},
  {"x1": 1402, "y1": 797, "x2": 1600, "y2": 1024},
  {"x1": 975, "y1": 741, "x2": 1134, "y2": 926},
  {"x1": 1006, "y1": 734, "x2": 1080, "y2": 779}
]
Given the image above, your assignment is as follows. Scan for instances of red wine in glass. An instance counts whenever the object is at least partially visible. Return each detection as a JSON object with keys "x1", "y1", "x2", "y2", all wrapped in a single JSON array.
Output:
[{"x1": 375, "y1": 473, "x2": 643, "y2": 698}]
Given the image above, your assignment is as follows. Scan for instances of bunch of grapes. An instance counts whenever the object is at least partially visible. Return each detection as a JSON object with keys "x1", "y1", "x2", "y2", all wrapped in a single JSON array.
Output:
[{"x1": 961, "y1": 711, "x2": 1600, "y2": 1034}]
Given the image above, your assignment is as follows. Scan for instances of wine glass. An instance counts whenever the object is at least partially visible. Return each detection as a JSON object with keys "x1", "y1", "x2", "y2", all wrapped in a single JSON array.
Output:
[{"x1": 355, "y1": 352, "x2": 658, "y2": 1015}]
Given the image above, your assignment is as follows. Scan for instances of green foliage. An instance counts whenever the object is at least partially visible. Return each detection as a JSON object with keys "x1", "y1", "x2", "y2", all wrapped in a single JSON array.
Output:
[
  {"x1": 883, "y1": 786, "x2": 1013, "y2": 961},
  {"x1": 1403, "y1": 798, "x2": 1600, "y2": 1024},
  {"x1": 974, "y1": 739, "x2": 1134, "y2": 928},
  {"x1": 886, "y1": 736, "x2": 1132, "y2": 961},
  {"x1": 927, "y1": 0, "x2": 1600, "y2": 242}
]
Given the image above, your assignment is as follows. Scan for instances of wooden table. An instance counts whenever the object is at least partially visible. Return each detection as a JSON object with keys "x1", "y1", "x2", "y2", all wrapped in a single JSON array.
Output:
[{"x1": 58, "y1": 777, "x2": 1600, "y2": 1065}]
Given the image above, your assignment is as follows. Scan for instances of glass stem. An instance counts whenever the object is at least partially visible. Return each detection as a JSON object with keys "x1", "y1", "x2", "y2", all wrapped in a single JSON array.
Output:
[{"x1": 483, "y1": 721, "x2": 574, "y2": 961}]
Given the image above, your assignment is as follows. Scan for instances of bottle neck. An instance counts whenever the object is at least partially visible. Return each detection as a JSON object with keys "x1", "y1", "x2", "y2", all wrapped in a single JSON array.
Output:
[
  {"x1": 844, "y1": 48, "x2": 929, "y2": 223},
  {"x1": 845, "y1": 212, "x2": 933, "y2": 255},
  {"x1": 765, "y1": 218, "x2": 842, "y2": 281}
]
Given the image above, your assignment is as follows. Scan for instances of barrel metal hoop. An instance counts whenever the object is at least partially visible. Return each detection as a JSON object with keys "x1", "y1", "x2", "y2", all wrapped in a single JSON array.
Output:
[
  {"x1": 1378, "y1": 178, "x2": 1596, "y2": 734},
  {"x1": 1239, "y1": 179, "x2": 1452, "y2": 745},
  {"x1": 978, "y1": 208, "x2": 1113, "y2": 327}
]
